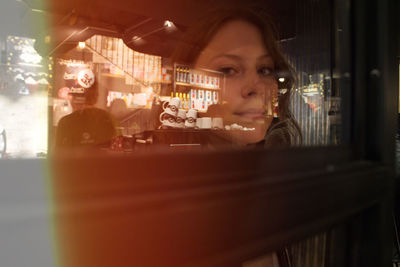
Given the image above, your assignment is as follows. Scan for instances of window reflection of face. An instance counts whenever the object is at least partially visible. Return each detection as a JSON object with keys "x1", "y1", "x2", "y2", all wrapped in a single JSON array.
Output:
[{"x1": 195, "y1": 20, "x2": 278, "y2": 145}]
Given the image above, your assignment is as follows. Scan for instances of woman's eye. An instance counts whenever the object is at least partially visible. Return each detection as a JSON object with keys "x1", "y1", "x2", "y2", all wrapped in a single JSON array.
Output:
[
  {"x1": 258, "y1": 67, "x2": 274, "y2": 77},
  {"x1": 218, "y1": 67, "x2": 238, "y2": 76}
]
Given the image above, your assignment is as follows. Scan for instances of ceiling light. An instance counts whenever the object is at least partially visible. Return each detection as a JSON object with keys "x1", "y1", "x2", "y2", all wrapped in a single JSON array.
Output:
[
  {"x1": 78, "y1": 42, "x2": 85, "y2": 49},
  {"x1": 278, "y1": 77, "x2": 285, "y2": 83},
  {"x1": 130, "y1": 36, "x2": 145, "y2": 46},
  {"x1": 164, "y1": 20, "x2": 174, "y2": 28}
]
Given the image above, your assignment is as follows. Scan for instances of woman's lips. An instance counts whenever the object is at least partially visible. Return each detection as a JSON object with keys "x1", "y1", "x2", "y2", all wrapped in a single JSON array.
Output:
[{"x1": 233, "y1": 109, "x2": 266, "y2": 121}]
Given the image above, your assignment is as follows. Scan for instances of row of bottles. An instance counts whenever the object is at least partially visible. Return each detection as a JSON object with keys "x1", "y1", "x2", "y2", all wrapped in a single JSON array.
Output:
[
  {"x1": 175, "y1": 65, "x2": 221, "y2": 89},
  {"x1": 175, "y1": 66, "x2": 190, "y2": 83},
  {"x1": 171, "y1": 91, "x2": 191, "y2": 110},
  {"x1": 171, "y1": 88, "x2": 219, "y2": 112}
]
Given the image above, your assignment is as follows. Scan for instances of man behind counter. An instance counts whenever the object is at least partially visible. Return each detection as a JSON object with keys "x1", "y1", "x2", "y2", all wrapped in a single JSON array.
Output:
[{"x1": 55, "y1": 72, "x2": 117, "y2": 150}]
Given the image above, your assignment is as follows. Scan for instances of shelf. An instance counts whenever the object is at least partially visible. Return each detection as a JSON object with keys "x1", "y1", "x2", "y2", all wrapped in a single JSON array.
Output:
[
  {"x1": 101, "y1": 73, "x2": 125, "y2": 79},
  {"x1": 175, "y1": 81, "x2": 220, "y2": 90},
  {"x1": 153, "y1": 80, "x2": 172, "y2": 84}
]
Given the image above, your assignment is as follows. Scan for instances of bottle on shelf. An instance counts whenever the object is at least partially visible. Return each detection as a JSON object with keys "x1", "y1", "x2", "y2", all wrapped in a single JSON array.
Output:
[
  {"x1": 190, "y1": 89, "x2": 196, "y2": 109},
  {"x1": 183, "y1": 67, "x2": 188, "y2": 83},
  {"x1": 213, "y1": 91, "x2": 219, "y2": 104},
  {"x1": 190, "y1": 71, "x2": 195, "y2": 84},
  {"x1": 187, "y1": 68, "x2": 191, "y2": 83},
  {"x1": 185, "y1": 93, "x2": 190, "y2": 110},
  {"x1": 176, "y1": 66, "x2": 181, "y2": 82},
  {"x1": 178, "y1": 92, "x2": 183, "y2": 108},
  {"x1": 186, "y1": 68, "x2": 191, "y2": 84}
]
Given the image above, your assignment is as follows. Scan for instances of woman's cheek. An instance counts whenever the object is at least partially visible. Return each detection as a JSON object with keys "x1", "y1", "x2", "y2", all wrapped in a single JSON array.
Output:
[{"x1": 222, "y1": 80, "x2": 242, "y2": 105}]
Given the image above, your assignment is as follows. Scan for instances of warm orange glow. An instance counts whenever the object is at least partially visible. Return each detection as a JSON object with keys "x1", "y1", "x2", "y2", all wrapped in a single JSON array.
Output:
[{"x1": 78, "y1": 42, "x2": 85, "y2": 49}]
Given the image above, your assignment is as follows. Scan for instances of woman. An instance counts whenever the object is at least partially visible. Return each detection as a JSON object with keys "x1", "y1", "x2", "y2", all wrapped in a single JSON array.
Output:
[
  {"x1": 172, "y1": 6, "x2": 300, "y2": 267},
  {"x1": 172, "y1": 6, "x2": 301, "y2": 148}
]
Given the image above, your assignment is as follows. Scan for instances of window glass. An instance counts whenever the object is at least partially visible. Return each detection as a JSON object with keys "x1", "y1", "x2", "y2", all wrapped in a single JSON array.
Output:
[
  {"x1": 0, "y1": 0, "x2": 346, "y2": 158},
  {"x1": 0, "y1": 36, "x2": 49, "y2": 158}
]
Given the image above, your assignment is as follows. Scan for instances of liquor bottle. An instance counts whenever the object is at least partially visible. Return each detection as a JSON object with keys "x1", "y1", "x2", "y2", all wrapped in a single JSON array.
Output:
[
  {"x1": 213, "y1": 91, "x2": 219, "y2": 104},
  {"x1": 180, "y1": 66, "x2": 184, "y2": 82},
  {"x1": 206, "y1": 90, "x2": 212, "y2": 105},
  {"x1": 176, "y1": 66, "x2": 181, "y2": 82},
  {"x1": 191, "y1": 89, "x2": 196, "y2": 109},
  {"x1": 190, "y1": 71, "x2": 194, "y2": 84},
  {"x1": 185, "y1": 93, "x2": 190, "y2": 110},
  {"x1": 182, "y1": 67, "x2": 186, "y2": 83},
  {"x1": 179, "y1": 92, "x2": 183, "y2": 108},
  {"x1": 186, "y1": 68, "x2": 190, "y2": 83},
  {"x1": 183, "y1": 93, "x2": 187, "y2": 110},
  {"x1": 182, "y1": 93, "x2": 186, "y2": 110},
  {"x1": 183, "y1": 67, "x2": 187, "y2": 83}
]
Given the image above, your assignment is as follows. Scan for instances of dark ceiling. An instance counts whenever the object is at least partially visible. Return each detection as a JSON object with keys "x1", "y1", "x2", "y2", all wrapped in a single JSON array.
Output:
[{"x1": 5, "y1": 0, "x2": 297, "y2": 57}]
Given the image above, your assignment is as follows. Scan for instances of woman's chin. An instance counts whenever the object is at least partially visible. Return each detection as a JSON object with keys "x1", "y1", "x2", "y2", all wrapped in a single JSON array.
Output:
[{"x1": 225, "y1": 122, "x2": 268, "y2": 146}]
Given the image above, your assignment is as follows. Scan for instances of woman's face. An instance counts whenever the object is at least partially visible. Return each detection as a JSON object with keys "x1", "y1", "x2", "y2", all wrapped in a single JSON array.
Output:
[{"x1": 195, "y1": 20, "x2": 278, "y2": 145}]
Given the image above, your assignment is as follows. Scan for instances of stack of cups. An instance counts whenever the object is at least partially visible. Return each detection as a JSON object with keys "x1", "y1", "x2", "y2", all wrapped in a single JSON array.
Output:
[
  {"x1": 159, "y1": 97, "x2": 223, "y2": 130},
  {"x1": 159, "y1": 97, "x2": 199, "y2": 129},
  {"x1": 185, "y1": 109, "x2": 197, "y2": 128},
  {"x1": 159, "y1": 97, "x2": 181, "y2": 128}
]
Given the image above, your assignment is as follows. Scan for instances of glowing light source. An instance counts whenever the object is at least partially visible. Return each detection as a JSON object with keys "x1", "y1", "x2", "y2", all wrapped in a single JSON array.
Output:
[
  {"x1": 278, "y1": 77, "x2": 285, "y2": 83},
  {"x1": 44, "y1": 35, "x2": 51, "y2": 43},
  {"x1": 131, "y1": 36, "x2": 145, "y2": 45},
  {"x1": 78, "y1": 42, "x2": 86, "y2": 49},
  {"x1": 164, "y1": 20, "x2": 174, "y2": 28}
]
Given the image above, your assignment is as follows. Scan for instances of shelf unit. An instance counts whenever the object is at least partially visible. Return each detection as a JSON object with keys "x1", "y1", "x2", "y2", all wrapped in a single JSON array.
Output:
[{"x1": 172, "y1": 63, "x2": 224, "y2": 112}]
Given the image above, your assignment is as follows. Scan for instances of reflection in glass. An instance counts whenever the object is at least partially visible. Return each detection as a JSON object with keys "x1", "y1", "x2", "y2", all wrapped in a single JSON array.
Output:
[{"x1": 0, "y1": 0, "x2": 344, "y2": 156}]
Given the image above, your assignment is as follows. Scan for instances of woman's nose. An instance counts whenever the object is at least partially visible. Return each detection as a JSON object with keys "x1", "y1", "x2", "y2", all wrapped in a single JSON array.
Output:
[{"x1": 240, "y1": 71, "x2": 266, "y2": 98}]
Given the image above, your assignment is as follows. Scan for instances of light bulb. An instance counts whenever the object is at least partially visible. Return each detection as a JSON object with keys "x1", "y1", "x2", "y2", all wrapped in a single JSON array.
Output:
[{"x1": 78, "y1": 42, "x2": 85, "y2": 49}]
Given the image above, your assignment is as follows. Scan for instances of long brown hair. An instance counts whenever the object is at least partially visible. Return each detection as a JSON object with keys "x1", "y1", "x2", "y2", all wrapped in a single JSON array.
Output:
[{"x1": 172, "y1": 5, "x2": 301, "y2": 146}]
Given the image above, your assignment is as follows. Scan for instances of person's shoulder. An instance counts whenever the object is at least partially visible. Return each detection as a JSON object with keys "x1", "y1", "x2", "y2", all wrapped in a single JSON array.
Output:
[
  {"x1": 57, "y1": 111, "x2": 76, "y2": 126},
  {"x1": 86, "y1": 107, "x2": 111, "y2": 116},
  {"x1": 86, "y1": 107, "x2": 117, "y2": 126},
  {"x1": 264, "y1": 118, "x2": 298, "y2": 147}
]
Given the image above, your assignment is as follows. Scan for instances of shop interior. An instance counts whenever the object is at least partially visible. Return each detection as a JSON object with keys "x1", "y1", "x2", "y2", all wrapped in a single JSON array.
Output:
[{"x1": 34, "y1": 0, "x2": 342, "y2": 154}]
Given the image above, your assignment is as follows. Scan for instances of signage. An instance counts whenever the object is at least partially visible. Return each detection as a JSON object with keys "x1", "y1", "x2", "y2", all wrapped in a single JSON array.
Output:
[{"x1": 77, "y1": 69, "x2": 95, "y2": 88}]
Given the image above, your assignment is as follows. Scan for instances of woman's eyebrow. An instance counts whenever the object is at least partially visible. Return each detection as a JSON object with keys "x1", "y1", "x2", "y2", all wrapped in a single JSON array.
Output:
[
  {"x1": 258, "y1": 54, "x2": 273, "y2": 60},
  {"x1": 210, "y1": 54, "x2": 243, "y2": 62},
  {"x1": 211, "y1": 54, "x2": 272, "y2": 62}
]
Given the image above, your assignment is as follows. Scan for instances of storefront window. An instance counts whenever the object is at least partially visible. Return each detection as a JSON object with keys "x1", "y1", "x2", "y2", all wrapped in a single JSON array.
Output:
[
  {"x1": 48, "y1": 0, "x2": 344, "y2": 154},
  {"x1": 0, "y1": 0, "x2": 346, "y2": 157}
]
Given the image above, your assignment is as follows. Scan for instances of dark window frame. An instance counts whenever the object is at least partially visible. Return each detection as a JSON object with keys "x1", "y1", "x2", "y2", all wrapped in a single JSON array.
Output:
[{"x1": 0, "y1": 0, "x2": 398, "y2": 266}]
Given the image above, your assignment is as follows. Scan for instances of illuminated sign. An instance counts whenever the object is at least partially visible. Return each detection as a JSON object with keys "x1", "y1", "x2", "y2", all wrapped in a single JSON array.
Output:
[{"x1": 77, "y1": 69, "x2": 95, "y2": 88}]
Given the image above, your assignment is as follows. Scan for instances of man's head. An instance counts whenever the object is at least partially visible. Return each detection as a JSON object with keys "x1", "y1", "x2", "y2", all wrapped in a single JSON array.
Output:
[{"x1": 69, "y1": 80, "x2": 98, "y2": 110}]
